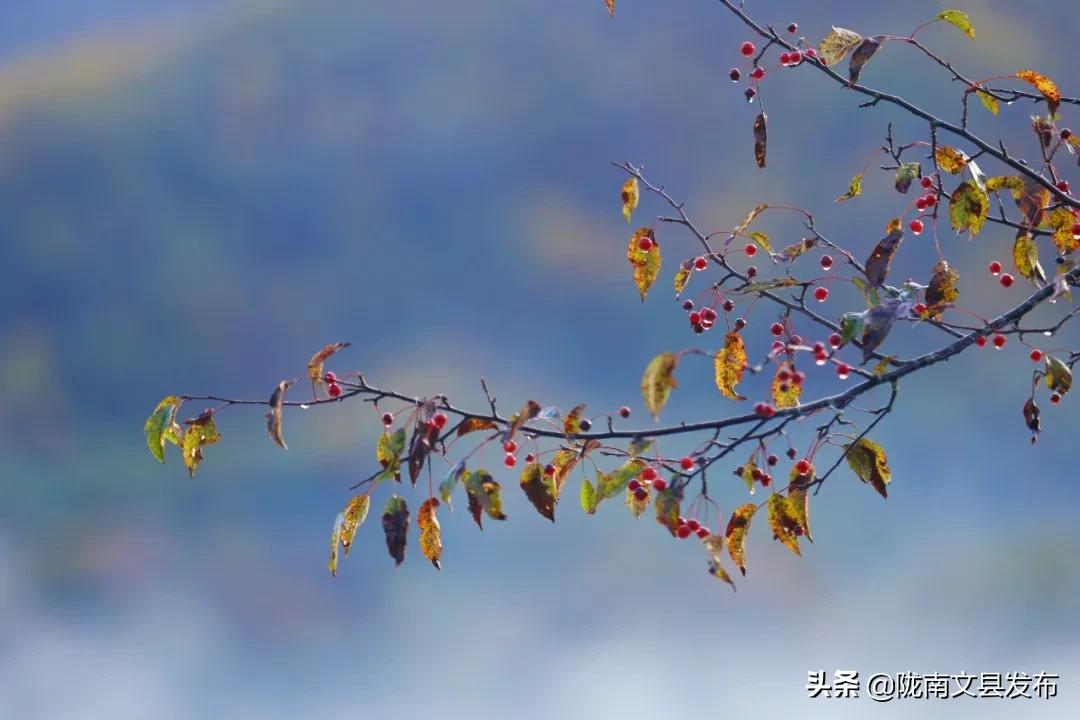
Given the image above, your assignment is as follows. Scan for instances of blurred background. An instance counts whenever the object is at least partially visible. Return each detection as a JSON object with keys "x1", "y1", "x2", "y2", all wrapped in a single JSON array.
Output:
[{"x1": 1, "y1": 0, "x2": 1078, "y2": 717}]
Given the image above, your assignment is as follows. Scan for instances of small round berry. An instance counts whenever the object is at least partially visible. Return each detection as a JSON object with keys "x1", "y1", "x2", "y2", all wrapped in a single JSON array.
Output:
[
  {"x1": 766, "y1": 453, "x2": 779, "y2": 466},
  {"x1": 525, "y1": 453, "x2": 535, "y2": 463},
  {"x1": 677, "y1": 516, "x2": 688, "y2": 527},
  {"x1": 579, "y1": 419, "x2": 592, "y2": 431},
  {"x1": 694, "y1": 256, "x2": 709, "y2": 270},
  {"x1": 761, "y1": 473, "x2": 772, "y2": 487},
  {"x1": 1050, "y1": 392, "x2": 1062, "y2": 405},
  {"x1": 682, "y1": 299, "x2": 694, "y2": 311},
  {"x1": 746, "y1": 265, "x2": 758, "y2": 278},
  {"x1": 777, "y1": 369, "x2": 791, "y2": 382},
  {"x1": 795, "y1": 459, "x2": 811, "y2": 475},
  {"x1": 813, "y1": 341, "x2": 826, "y2": 353},
  {"x1": 909, "y1": 219, "x2": 924, "y2": 235},
  {"x1": 836, "y1": 362, "x2": 850, "y2": 380},
  {"x1": 924, "y1": 194, "x2": 937, "y2": 207},
  {"x1": 820, "y1": 254, "x2": 834, "y2": 270},
  {"x1": 975, "y1": 335, "x2": 988, "y2": 348},
  {"x1": 828, "y1": 333, "x2": 842, "y2": 348},
  {"x1": 813, "y1": 286, "x2": 830, "y2": 302},
  {"x1": 745, "y1": 87, "x2": 757, "y2": 102},
  {"x1": 641, "y1": 467, "x2": 659, "y2": 482},
  {"x1": 787, "y1": 22, "x2": 798, "y2": 33},
  {"x1": 686, "y1": 518, "x2": 701, "y2": 531},
  {"x1": 729, "y1": 67, "x2": 741, "y2": 82},
  {"x1": 744, "y1": 243, "x2": 758, "y2": 257},
  {"x1": 789, "y1": 50, "x2": 803, "y2": 65},
  {"x1": 676, "y1": 525, "x2": 693, "y2": 538},
  {"x1": 689, "y1": 310, "x2": 702, "y2": 325},
  {"x1": 696, "y1": 526, "x2": 711, "y2": 539},
  {"x1": 792, "y1": 371, "x2": 806, "y2": 386},
  {"x1": 756, "y1": 402, "x2": 775, "y2": 417},
  {"x1": 740, "y1": 41, "x2": 756, "y2": 56},
  {"x1": 915, "y1": 197, "x2": 927, "y2": 211},
  {"x1": 734, "y1": 317, "x2": 747, "y2": 330},
  {"x1": 637, "y1": 236, "x2": 654, "y2": 252},
  {"x1": 1071, "y1": 222, "x2": 1080, "y2": 240},
  {"x1": 992, "y1": 333, "x2": 1007, "y2": 349},
  {"x1": 989, "y1": 260, "x2": 1002, "y2": 275},
  {"x1": 722, "y1": 299, "x2": 735, "y2": 313},
  {"x1": 652, "y1": 478, "x2": 667, "y2": 492},
  {"x1": 750, "y1": 66, "x2": 765, "y2": 80},
  {"x1": 504, "y1": 453, "x2": 517, "y2": 468},
  {"x1": 503, "y1": 439, "x2": 518, "y2": 454},
  {"x1": 324, "y1": 371, "x2": 337, "y2": 383},
  {"x1": 381, "y1": 412, "x2": 394, "y2": 426},
  {"x1": 771, "y1": 340, "x2": 786, "y2": 353},
  {"x1": 770, "y1": 322, "x2": 785, "y2": 336},
  {"x1": 779, "y1": 51, "x2": 791, "y2": 65},
  {"x1": 920, "y1": 176, "x2": 934, "y2": 189},
  {"x1": 544, "y1": 463, "x2": 557, "y2": 476},
  {"x1": 328, "y1": 382, "x2": 342, "y2": 398},
  {"x1": 634, "y1": 487, "x2": 649, "y2": 501},
  {"x1": 692, "y1": 323, "x2": 704, "y2": 334},
  {"x1": 999, "y1": 273, "x2": 1015, "y2": 288},
  {"x1": 679, "y1": 456, "x2": 695, "y2": 471},
  {"x1": 804, "y1": 48, "x2": 817, "y2": 58},
  {"x1": 1030, "y1": 349, "x2": 1044, "y2": 362},
  {"x1": 619, "y1": 406, "x2": 631, "y2": 418},
  {"x1": 628, "y1": 479, "x2": 641, "y2": 491},
  {"x1": 787, "y1": 448, "x2": 798, "y2": 460},
  {"x1": 1062, "y1": 128, "x2": 1073, "y2": 140},
  {"x1": 1057, "y1": 180, "x2": 1071, "y2": 194},
  {"x1": 701, "y1": 307, "x2": 718, "y2": 322},
  {"x1": 432, "y1": 412, "x2": 449, "y2": 429}
]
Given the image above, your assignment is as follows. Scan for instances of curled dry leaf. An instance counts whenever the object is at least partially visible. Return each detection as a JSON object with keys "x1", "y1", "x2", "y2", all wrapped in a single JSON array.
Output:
[
  {"x1": 307, "y1": 341, "x2": 350, "y2": 396},
  {"x1": 520, "y1": 462, "x2": 557, "y2": 522},
  {"x1": 1023, "y1": 397, "x2": 1041, "y2": 445},
  {"x1": 181, "y1": 409, "x2": 220, "y2": 477},
  {"x1": 715, "y1": 332, "x2": 748, "y2": 401},
  {"x1": 925, "y1": 260, "x2": 959, "y2": 318},
  {"x1": 505, "y1": 400, "x2": 541, "y2": 441},
  {"x1": 144, "y1": 395, "x2": 183, "y2": 463},
  {"x1": 407, "y1": 418, "x2": 439, "y2": 486},
  {"x1": 753, "y1": 113, "x2": 768, "y2": 168},
  {"x1": 864, "y1": 227, "x2": 904, "y2": 288},
  {"x1": 703, "y1": 534, "x2": 735, "y2": 592},
  {"x1": 818, "y1": 26, "x2": 864, "y2": 66},
  {"x1": 641, "y1": 352, "x2": 679, "y2": 419},
  {"x1": 417, "y1": 497, "x2": 442, "y2": 570},
  {"x1": 381, "y1": 495, "x2": 410, "y2": 566},
  {"x1": 848, "y1": 36, "x2": 884, "y2": 84},
  {"x1": 620, "y1": 176, "x2": 638, "y2": 223},
  {"x1": 725, "y1": 503, "x2": 757, "y2": 575},
  {"x1": 627, "y1": 227, "x2": 661, "y2": 301},
  {"x1": 266, "y1": 380, "x2": 292, "y2": 450}
]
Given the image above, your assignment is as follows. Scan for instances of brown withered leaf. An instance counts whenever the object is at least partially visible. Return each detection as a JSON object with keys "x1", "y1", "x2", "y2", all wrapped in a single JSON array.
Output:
[
  {"x1": 714, "y1": 332, "x2": 748, "y2": 400},
  {"x1": 1032, "y1": 116, "x2": 1055, "y2": 149},
  {"x1": 605, "y1": 0, "x2": 615, "y2": 18},
  {"x1": 753, "y1": 113, "x2": 767, "y2": 168},
  {"x1": 407, "y1": 418, "x2": 440, "y2": 486},
  {"x1": 520, "y1": 462, "x2": 557, "y2": 522},
  {"x1": 307, "y1": 341, "x2": 350, "y2": 397},
  {"x1": 1023, "y1": 398, "x2": 1041, "y2": 445},
  {"x1": 767, "y1": 493, "x2": 801, "y2": 556},
  {"x1": 864, "y1": 227, "x2": 904, "y2": 288},
  {"x1": 848, "y1": 36, "x2": 884, "y2": 84},
  {"x1": 266, "y1": 380, "x2": 292, "y2": 450},
  {"x1": 456, "y1": 417, "x2": 498, "y2": 437},
  {"x1": 925, "y1": 260, "x2": 959, "y2": 318},
  {"x1": 620, "y1": 176, "x2": 637, "y2": 223},
  {"x1": 505, "y1": 400, "x2": 541, "y2": 441},
  {"x1": 725, "y1": 503, "x2": 757, "y2": 575},
  {"x1": 417, "y1": 498, "x2": 442, "y2": 570},
  {"x1": 381, "y1": 495, "x2": 409, "y2": 566}
]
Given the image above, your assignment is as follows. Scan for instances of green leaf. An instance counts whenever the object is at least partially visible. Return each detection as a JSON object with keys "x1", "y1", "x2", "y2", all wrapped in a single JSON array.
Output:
[
  {"x1": 627, "y1": 227, "x2": 661, "y2": 301},
  {"x1": 740, "y1": 453, "x2": 757, "y2": 495},
  {"x1": 581, "y1": 474, "x2": 598, "y2": 515},
  {"x1": 376, "y1": 428, "x2": 408, "y2": 482},
  {"x1": 767, "y1": 493, "x2": 802, "y2": 556},
  {"x1": 976, "y1": 89, "x2": 999, "y2": 115},
  {"x1": 381, "y1": 495, "x2": 410, "y2": 566},
  {"x1": 851, "y1": 277, "x2": 880, "y2": 308},
  {"x1": 654, "y1": 487, "x2": 681, "y2": 536},
  {"x1": 725, "y1": 503, "x2": 757, "y2": 575},
  {"x1": 949, "y1": 181, "x2": 990, "y2": 236},
  {"x1": 144, "y1": 395, "x2": 182, "y2": 463},
  {"x1": 598, "y1": 459, "x2": 646, "y2": 500},
  {"x1": 714, "y1": 332, "x2": 748, "y2": 401},
  {"x1": 641, "y1": 352, "x2": 679, "y2": 419},
  {"x1": 937, "y1": 10, "x2": 975, "y2": 40},
  {"x1": 465, "y1": 469, "x2": 507, "y2": 529},
  {"x1": 520, "y1": 462, "x2": 557, "y2": 522},
  {"x1": 844, "y1": 438, "x2": 892, "y2": 498},
  {"x1": 181, "y1": 409, "x2": 220, "y2": 477},
  {"x1": 1013, "y1": 233, "x2": 1047, "y2": 286},
  {"x1": 835, "y1": 174, "x2": 863, "y2": 203}
]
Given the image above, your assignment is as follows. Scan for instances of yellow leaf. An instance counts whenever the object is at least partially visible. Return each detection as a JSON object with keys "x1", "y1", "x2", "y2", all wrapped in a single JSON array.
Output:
[
  {"x1": 673, "y1": 260, "x2": 693, "y2": 299},
  {"x1": 844, "y1": 438, "x2": 891, "y2": 498},
  {"x1": 949, "y1": 181, "x2": 989, "y2": 236},
  {"x1": 181, "y1": 409, "x2": 220, "y2": 477},
  {"x1": 455, "y1": 417, "x2": 498, "y2": 437},
  {"x1": 818, "y1": 26, "x2": 864, "y2": 66},
  {"x1": 641, "y1": 352, "x2": 679, "y2": 419},
  {"x1": 1017, "y1": 69, "x2": 1061, "y2": 115},
  {"x1": 771, "y1": 360, "x2": 801, "y2": 408},
  {"x1": 307, "y1": 341, "x2": 350, "y2": 397},
  {"x1": 787, "y1": 464, "x2": 813, "y2": 542},
  {"x1": 338, "y1": 495, "x2": 371, "y2": 557},
  {"x1": 627, "y1": 227, "x2": 661, "y2": 301},
  {"x1": 417, "y1": 498, "x2": 442, "y2": 570},
  {"x1": 833, "y1": 174, "x2": 859, "y2": 204},
  {"x1": 925, "y1": 260, "x2": 959, "y2": 318},
  {"x1": 976, "y1": 88, "x2": 999, "y2": 115},
  {"x1": 620, "y1": 177, "x2": 638, "y2": 223},
  {"x1": 935, "y1": 145, "x2": 968, "y2": 174},
  {"x1": 767, "y1": 493, "x2": 801, "y2": 556},
  {"x1": 714, "y1": 332, "x2": 748, "y2": 401},
  {"x1": 725, "y1": 503, "x2": 757, "y2": 575},
  {"x1": 734, "y1": 203, "x2": 768, "y2": 235},
  {"x1": 1047, "y1": 207, "x2": 1080, "y2": 255},
  {"x1": 520, "y1": 462, "x2": 557, "y2": 522},
  {"x1": 563, "y1": 403, "x2": 587, "y2": 435},
  {"x1": 625, "y1": 482, "x2": 650, "y2": 518},
  {"x1": 938, "y1": 9, "x2": 975, "y2": 40},
  {"x1": 703, "y1": 534, "x2": 736, "y2": 592},
  {"x1": 749, "y1": 231, "x2": 772, "y2": 254},
  {"x1": 1045, "y1": 355, "x2": 1072, "y2": 396},
  {"x1": 1013, "y1": 232, "x2": 1047, "y2": 286}
]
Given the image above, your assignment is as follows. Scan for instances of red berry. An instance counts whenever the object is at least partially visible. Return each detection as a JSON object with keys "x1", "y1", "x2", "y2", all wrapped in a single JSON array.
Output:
[
  {"x1": 504, "y1": 453, "x2": 517, "y2": 468},
  {"x1": 619, "y1": 406, "x2": 631, "y2": 418},
  {"x1": 777, "y1": 369, "x2": 791, "y2": 382},
  {"x1": 745, "y1": 87, "x2": 757, "y2": 102},
  {"x1": 686, "y1": 519, "x2": 701, "y2": 531},
  {"x1": 729, "y1": 67, "x2": 741, "y2": 82},
  {"x1": 1030, "y1": 349, "x2": 1044, "y2": 362},
  {"x1": 525, "y1": 453, "x2": 535, "y2": 463},
  {"x1": 544, "y1": 463, "x2": 556, "y2": 476},
  {"x1": 828, "y1": 333, "x2": 842, "y2": 348},
  {"x1": 805, "y1": 48, "x2": 817, "y2": 58},
  {"x1": 924, "y1": 194, "x2": 937, "y2": 207},
  {"x1": 767, "y1": 453, "x2": 779, "y2": 466},
  {"x1": 975, "y1": 335, "x2": 988, "y2": 348},
  {"x1": 503, "y1": 439, "x2": 518, "y2": 453},
  {"x1": 756, "y1": 403, "x2": 775, "y2": 417},
  {"x1": 324, "y1": 371, "x2": 337, "y2": 383},
  {"x1": 915, "y1": 198, "x2": 927, "y2": 211},
  {"x1": 792, "y1": 371, "x2": 806, "y2": 386},
  {"x1": 638, "y1": 236, "x2": 654, "y2": 252},
  {"x1": 999, "y1": 273, "x2": 1015, "y2": 288},
  {"x1": 1062, "y1": 129, "x2": 1073, "y2": 140},
  {"x1": 689, "y1": 311, "x2": 702, "y2": 325},
  {"x1": 734, "y1": 317, "x2": 747, "y2": 330},
  {"x1": 634, "y1": 487, "x2": 649, "y2": 501},
  {"x1": 696, "y1": 527, "x2": 710, "y2": 539},
  {"x1": 740, "y1": 41, "x2": 755, "y2": 56},
  {"x1": 789, "y1": 50, "x2": 803, "y2": 65},
  {"x1": 746, "y1": 265, "x2": 758, "y2": 278},
  {"x1": 381, "y1": 412, "x2": 394, "y2": 426},
  {"x1": 771, "y1": 340, "x2": 786, "y2": 353},
  {"x1": 701, "y1": 307, "x2": 718, "y2": 322},
  {"x1": 909, "y1": 219, "x2": 924, "y2": 235},
  {"x1": 1051, "y1": 392, "x2": 1062, "y2": 405},
  {"x1": 795, "y1": 459, "x2": 811, "y2": 475},
  {"x1": 744, "y1": 243, "x2": 758, "y2": 257},
  {"x1": 628, "y1": 479, "x2": 641, "y2": 491},
  {"x1": 750, "y1": 66, "x2": 765, "y2": 80},
  {"x1": 989, "y1": 260, "x2": 1002, "y2": 275},
  {"x1": 1057, "y1": 180, "x2": 1071, "y2": 193},
  {"x1": 652, "y1": 478, "x2": 667, "y2": 492},
  {"x1": 677, "y1": 516, "x2": 688, "y2": 527},
  {"x1": 787, "y1": 22, "x2": 798, "y2": 33},
  {"x1": 813, "y1": 286, "x2": 829, "y2": 302},
  {"x1": 760, "y1": 473, "x2": 772, "y2": 487},
  {"x1": 328, "y1": 382, "x2": 342, "y2": 398},
  {"x1": 682, "y1": 299, "x2": 694, "y2": 311},
  {"x1": 641, "y1": 467, "x2": 658, "y2": 482},
  {"x1": 722, "y1": 299, "x2": 735, "y2": 313},
  {"x1": 432, "y1": 412, "x2": 449, "y2": 429},
  {"x1": 770, "y1": 322, "x2": 785, "y2": 336},
  {"x1": 779, "y1": 52, "x2": 791, "y2": 65},
  {"x1": 820, "y1": 255, "x2": 834, "y2": 270},
  {"x1": 813, "y1": 341, "x2": 826, "y2": 353},
  {"x1": 913, "y1": 302, "x2": 927, "y2": 316},
  {"x1": 1071, "y1": 222, "x2": 1080, "y2": 240},
  {"x1": 920, "y1": 176, "x2": 934, "y2": 189},
  {"x1": 694, "y1": 256, "x2": 709, "y2": 270},
  {"x1": 676, "y1": 525, "x2": 693, "y2": 539},
  {"x1": 992, "y1": 333, "x2": 1007, "y2": 349},
  {"x1": 679, "y1": 456, "x2": 695, "y2": 471},
  {"x1": 836, "y1": 362, "x2": 850, "y2": 379}
]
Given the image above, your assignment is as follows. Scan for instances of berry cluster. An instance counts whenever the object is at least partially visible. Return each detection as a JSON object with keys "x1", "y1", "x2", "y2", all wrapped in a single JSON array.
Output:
[
  {"x1": 628, "y1": 465, "x2": 668, "y2": 500},
  {"x1": 675, "y1": 516, "x2": 712, "y2": 540},
  {"x1": 324, "y1": 372, "x2": 343, "y2": 398}
]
